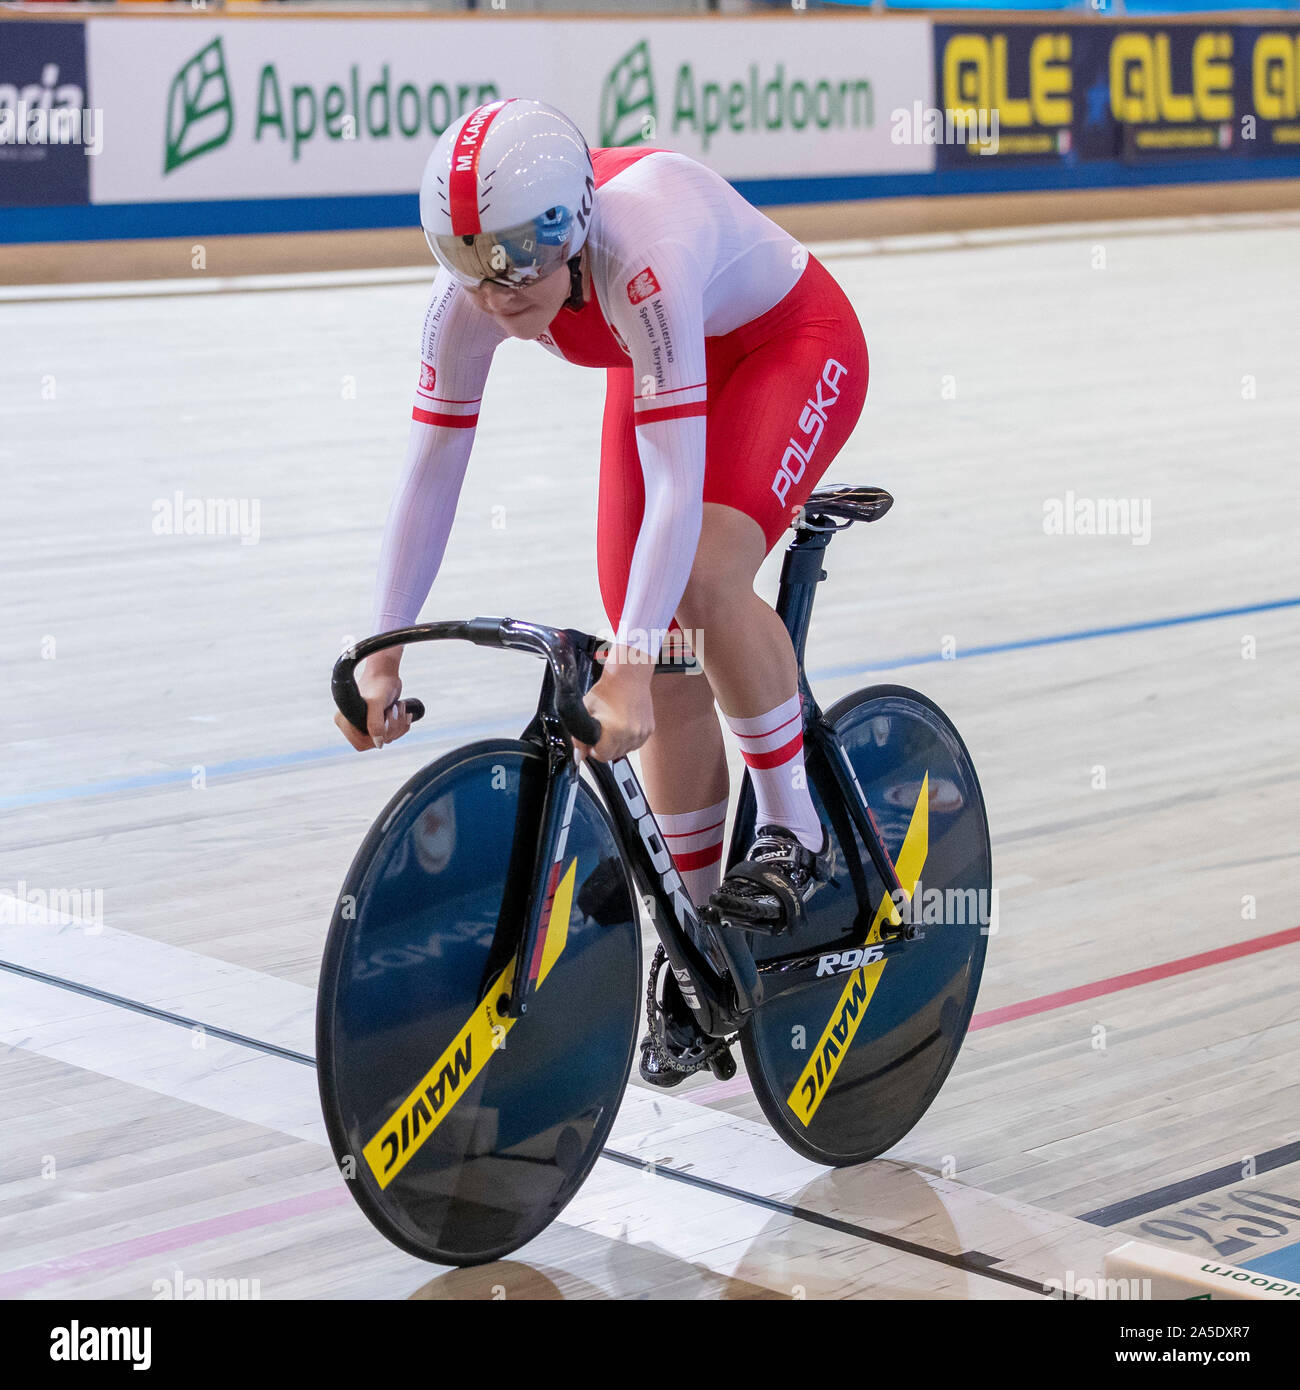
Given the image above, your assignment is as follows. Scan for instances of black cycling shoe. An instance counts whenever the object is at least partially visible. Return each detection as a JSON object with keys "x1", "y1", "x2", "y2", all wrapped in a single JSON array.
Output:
[
  {"x1": 708, "y1": 823, "x2": 833, "y2": 934},
  {"x1": 638, "y1": 1035, "x2": 690, "y2": 1088}
]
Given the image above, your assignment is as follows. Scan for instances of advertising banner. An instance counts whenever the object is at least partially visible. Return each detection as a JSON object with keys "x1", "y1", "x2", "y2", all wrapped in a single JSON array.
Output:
[
  {"x1": 5, "y1": 14, "x2": 1298, "y2": 238},
  {"x1": 0, "y1": 21, "x2": 91, "y2": 207},
  {"x1": 933, "y1": 20, "x2": 1300, "y2": 170},
  {"x1": 932, "y1": 24, "x2": 1082, "y2": 166},
  {"x1": 85, "y1": 17, "x2": 934, "y2": 207},
  {"x1": 1237, "y1": 24, "x2": 1300, "y2": 158},
  {"x1": 1104, "y1": 26, "x2": 1237, "y2": 162}
]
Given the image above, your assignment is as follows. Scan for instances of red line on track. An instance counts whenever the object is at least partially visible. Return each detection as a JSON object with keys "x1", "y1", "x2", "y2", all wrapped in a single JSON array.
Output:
[
  {"x1": 0, "y1": 1186, "x2": 351, "y2": 1298},
  {"x1": 687, "y1": 924, "x2": 1300, "y2": 1106},
  {"x1": 969, "y1": 924, "x2": 1300, "y2": 1031}
]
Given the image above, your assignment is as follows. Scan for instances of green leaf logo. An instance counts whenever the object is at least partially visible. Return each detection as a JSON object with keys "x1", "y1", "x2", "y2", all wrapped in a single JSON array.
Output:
[
  {"x1": 164, "y1": 37, "x2": 234, "y2": 174},
  {"x1": 599, "y1": 41, "x2": 656, "y2": 148}
]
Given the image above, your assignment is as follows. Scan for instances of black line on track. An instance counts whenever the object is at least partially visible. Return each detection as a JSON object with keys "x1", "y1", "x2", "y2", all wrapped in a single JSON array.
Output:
[
  {"x1": 0, "y1": 958, "x2": 316, "y2": 1068},
  {"x1": 1, "y1": 956, "x2": 1063, "y2": 1294},
  {"x1": 599, "y1": 1148, "x2": 1057, "y2": 1296},
  {"x1": 1078, "y1": 1142, "x2": 1300, "y2": 1226}
]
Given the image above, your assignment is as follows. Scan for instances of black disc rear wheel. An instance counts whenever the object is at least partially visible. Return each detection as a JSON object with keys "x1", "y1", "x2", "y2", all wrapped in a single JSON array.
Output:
[{"x1": 735, "y1": 687, "x2": 991, "y2": 1165}]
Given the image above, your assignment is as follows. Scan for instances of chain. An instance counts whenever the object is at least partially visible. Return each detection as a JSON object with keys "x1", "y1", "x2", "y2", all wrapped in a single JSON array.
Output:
[{"x1": 643, "y1": 945, "x2": 736, "y2": 1075}]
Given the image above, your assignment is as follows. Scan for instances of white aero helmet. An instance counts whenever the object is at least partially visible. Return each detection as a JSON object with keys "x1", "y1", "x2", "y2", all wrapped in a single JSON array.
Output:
[{"x1": 420, "y1": 98, "x2": 595, "y2": 289}]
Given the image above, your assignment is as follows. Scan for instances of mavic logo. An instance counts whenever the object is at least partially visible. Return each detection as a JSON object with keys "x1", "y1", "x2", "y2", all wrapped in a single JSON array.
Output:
[
  {"x1": 600, "y1": 40, "x2": 656, "y2": 146},
  {"x1": 360, "y1": 853, "x2": 577, "y2": 1189},
  {"x1": 787, "y1": 772, "x2": 931, "y2": 1128},
  {"x1": 374, "y1": 1036, "x2": 473, "y2": 1177},
  {"x1": 164, "y1": 37, "x2": 234, "y2": 173},
  {"x1": 796, "y1": 971, "x2": 873, "y2": 1115}
]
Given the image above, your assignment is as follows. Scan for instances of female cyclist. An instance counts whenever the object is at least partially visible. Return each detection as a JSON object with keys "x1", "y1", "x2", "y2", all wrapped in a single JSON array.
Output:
[{"x1": 336, "y1": 97, "x2": 868, "y2": 963}]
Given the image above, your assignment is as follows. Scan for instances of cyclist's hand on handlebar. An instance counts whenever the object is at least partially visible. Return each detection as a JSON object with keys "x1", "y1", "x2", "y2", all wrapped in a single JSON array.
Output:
[
  {"x1": 334, "y1": 652, "x2": 413, "y2": 750},
  {"x1": 575, "y1": 657, "x2": 655, "y2": 763}
]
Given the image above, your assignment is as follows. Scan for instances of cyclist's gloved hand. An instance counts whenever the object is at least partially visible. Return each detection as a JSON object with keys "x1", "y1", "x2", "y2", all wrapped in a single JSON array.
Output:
[
  {"x1": 335, "y1": 651, "x2": 414, "y2": 751},
  {"x1": 576, "y1": 656, "x2": 655, "y2": 763}
]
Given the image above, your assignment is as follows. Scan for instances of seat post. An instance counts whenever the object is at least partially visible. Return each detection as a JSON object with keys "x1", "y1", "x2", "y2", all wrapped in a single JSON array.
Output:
[{"x1": 774, "y1": 520, "x2": 833, "y2": 678}]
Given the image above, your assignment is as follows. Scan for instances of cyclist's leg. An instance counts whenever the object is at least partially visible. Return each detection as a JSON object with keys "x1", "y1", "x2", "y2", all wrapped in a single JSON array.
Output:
[
  {"x1": 675, "y1": 504, "x2": 819, "y2": 846},
  {"x1": 645, "y1": 670, "x2": 729, "y2": 906},
  {"x1": 597, "y1": 369, "x2": 731, "y2": 906},
  {"x1": 598, "y1": 256, "x2": 869, "y2": 908},
  {"x1": 685, "y1": 259, "x2": 868, "y2": 887}
]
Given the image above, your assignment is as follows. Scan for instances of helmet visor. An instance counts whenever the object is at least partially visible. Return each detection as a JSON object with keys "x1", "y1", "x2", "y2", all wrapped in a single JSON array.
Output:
[{"x1": 427, "y1": 207, "x2": 578, "y2": 289}]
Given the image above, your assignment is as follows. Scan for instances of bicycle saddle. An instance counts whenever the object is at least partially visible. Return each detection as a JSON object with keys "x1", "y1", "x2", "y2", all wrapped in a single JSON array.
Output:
[{"x1": 803, "y1": 485, "x2": 894, "y2": 526}]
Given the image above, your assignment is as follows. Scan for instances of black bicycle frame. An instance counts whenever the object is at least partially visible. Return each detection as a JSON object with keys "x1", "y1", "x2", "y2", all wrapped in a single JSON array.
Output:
[
  {"x1": 776, "y1": 522, "x2": 909, "y2": 914},
  {"x1": 330, "y1": 517, "x2": 915, "y2": 1040},
  {"x1": 583, "y1": 520, "x2": 914, "y2": 1037}
]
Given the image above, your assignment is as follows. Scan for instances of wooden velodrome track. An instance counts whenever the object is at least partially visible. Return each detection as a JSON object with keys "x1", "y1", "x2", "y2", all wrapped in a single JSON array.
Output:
[{"x1": 2, "y1": 183, "x2": 1299, "y2": 1298}]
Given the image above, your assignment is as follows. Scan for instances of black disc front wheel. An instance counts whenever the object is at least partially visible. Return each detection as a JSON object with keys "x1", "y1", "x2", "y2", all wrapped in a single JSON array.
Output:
[{"x1": 317, "y1": 739, "x2": 641, "y2": 1265}]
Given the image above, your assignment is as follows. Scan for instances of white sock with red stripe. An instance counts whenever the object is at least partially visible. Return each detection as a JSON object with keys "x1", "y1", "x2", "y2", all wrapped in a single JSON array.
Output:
[
  {"x1": 657, "y1": 798, "x2": 729, "y2": 908},
  {"x1": 725, "y1": 696, "x2": 822, "y2": 852}
]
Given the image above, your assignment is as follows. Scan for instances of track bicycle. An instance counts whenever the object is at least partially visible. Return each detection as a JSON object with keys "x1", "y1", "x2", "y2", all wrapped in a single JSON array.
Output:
[{"x1": 318, "y1": 484, "x2": 992, "y2": 1266}]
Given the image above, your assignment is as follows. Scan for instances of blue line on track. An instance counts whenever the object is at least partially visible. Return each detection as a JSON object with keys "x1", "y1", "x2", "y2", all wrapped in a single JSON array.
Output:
[
  {"x1": 810, "y1": 595, "x2": 1300, "y2": 681},
  {"x1": 3, "y1": 594, "x2": 1297, "y2": 813},
  {"x1": 0, "y1": 715, "x2": 513, "y2": 813},
  {"x1": 1243, "y1": 1241, "x2": 1300, "y2": 1282}
]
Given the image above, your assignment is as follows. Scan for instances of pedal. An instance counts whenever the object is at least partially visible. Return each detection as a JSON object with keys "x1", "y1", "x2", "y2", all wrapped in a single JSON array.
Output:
[
  {"x1": 706, "y1": 1044, "x2": 737, "y2": 1081},
  {"x1": 706, "y1": 894, "x2": 788, "y2": 938}
]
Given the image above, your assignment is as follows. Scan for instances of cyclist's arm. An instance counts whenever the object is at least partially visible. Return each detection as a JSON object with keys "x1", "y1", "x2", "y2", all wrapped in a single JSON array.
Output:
[
  {"x1": 601, "y1": 240, "x2": 709, "y2": 662},
  {"x1": 371, "y1": 272, "x2": 505, "y2": 635}
]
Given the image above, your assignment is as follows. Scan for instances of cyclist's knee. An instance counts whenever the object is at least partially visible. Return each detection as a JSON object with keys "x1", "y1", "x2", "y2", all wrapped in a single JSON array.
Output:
[
  {"x1": 678, "y1": 510, "x2": 764, "y2": 629},
  {"x1": 651, "y1": 665, "x2": 715, "y2": 721},
  {"x1": 678, "y1": 556, "x2": 753, "y2": 632}
]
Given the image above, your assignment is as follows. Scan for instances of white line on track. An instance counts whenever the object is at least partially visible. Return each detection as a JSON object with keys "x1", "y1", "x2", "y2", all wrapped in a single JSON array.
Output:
[
  {"x1": 6, "y1": 211, "x2": 1298, "y2": 304},
  {"x1": 0, "y1": 894, "x2": 1119, "y2": 1292}
]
